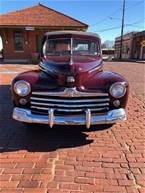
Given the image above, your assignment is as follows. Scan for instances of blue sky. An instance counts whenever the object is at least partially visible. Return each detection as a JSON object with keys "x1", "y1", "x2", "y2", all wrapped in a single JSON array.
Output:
[{"x1": 0, "y1": 0, "x2": 144, "y2": 49}]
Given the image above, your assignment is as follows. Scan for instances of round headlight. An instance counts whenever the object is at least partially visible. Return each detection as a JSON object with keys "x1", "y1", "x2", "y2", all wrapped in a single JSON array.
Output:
[
  {"x1": 14, "y1": 80, "x2": 31, "y2": 96},
  {"x1": 110, "y1": 82, "x2": 126, "y2": 98}
]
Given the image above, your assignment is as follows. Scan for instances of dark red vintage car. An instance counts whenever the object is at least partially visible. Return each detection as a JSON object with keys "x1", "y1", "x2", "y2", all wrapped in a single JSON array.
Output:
[{"x1": 11, "y1": 31, "x2": 129, "y2": 128}]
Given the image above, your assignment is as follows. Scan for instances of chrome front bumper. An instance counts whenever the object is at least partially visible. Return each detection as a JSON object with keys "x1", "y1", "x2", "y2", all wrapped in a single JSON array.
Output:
[{"x1": 13, "y1": 107, "x2": 126, "y2": 128}]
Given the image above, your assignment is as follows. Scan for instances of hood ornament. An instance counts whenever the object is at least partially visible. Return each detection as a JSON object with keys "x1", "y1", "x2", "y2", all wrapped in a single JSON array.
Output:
[
  {"x1": 67, "y1": 76, "x2": 75, "y2": 83},
  {"x1": 69, "y1": 56, "x2": 73, "y2": 66}
]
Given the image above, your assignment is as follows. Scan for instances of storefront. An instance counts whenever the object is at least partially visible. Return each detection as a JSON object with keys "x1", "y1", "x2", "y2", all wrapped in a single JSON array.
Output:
[
  {"x1": 114, "y1": 32, "x2": 135, "y2": 60},
  {"x1": 114, "y1": 30, "x2": 145, "y2": 61},
  {"x1": 132, "y1": 31, "x2": 145, "y2": 60}
]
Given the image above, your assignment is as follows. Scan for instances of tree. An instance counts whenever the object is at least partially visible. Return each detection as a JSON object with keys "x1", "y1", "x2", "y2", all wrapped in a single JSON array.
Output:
[
  {"x1": 102, "y1": 43, "x2": 107, "y2": 49},
  {"x1": 102, "y1": 40, "x2": 114, "y2": 49}
]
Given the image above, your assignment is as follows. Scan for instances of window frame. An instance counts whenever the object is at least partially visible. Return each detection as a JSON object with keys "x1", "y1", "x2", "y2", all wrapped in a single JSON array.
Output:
[{"x1": 13, "y1": 31, "x2": 24, "y2": 52}]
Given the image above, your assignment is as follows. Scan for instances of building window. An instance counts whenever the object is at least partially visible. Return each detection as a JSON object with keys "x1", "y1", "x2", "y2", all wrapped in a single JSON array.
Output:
[{"x1": 14, "y1": 32, "x2": 23, "y2": 51}]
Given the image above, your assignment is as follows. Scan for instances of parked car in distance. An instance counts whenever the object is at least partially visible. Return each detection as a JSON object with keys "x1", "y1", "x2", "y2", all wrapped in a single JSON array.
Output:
[{"x1": 11, "y1": 31, "x2": 129, "y2": 129}]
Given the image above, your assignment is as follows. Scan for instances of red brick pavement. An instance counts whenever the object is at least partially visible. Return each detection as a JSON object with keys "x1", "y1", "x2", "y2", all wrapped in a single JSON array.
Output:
[
  {"x1": 104, "y1": 62, "x2": 145, "y2": 103},
  {"x1": 0, "y1": 62, "x2": 145, "y2": 193}
]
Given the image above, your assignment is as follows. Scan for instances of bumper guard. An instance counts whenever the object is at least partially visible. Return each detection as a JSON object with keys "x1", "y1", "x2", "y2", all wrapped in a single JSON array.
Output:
[{"x1": 13, "y1": 107, "x2": 126, "y2": 128}]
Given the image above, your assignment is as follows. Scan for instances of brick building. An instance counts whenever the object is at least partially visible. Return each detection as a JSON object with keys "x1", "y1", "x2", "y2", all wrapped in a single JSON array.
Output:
[
  {"x1": 114, "y1": 32, "x2": 135, "y2": 60},
  {"x1": 114, "y1": 30, "x2": 145, "y2": 60},
  {"x1": 0, "y1": 3, "x2": 88, "y2": 63},
  {"x1": 132, "y1": 30, "x2": 145, "y2": 60}
]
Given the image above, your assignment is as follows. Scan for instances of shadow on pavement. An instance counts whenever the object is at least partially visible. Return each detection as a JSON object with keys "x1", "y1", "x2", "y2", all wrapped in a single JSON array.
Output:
[{"x1": 0, "y1": 85, "x2": 111, "y2": 153}]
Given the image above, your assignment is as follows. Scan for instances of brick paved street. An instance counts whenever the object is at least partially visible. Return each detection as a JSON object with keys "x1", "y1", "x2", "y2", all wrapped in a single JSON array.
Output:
[{"x1": 0, "y1": 62, "x2": 145, "y2": 193}]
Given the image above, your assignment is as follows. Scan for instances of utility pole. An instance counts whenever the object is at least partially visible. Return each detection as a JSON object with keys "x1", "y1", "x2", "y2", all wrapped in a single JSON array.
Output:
[{"x1": 119, "y1": 0, "x2": 126, "y2": 60}]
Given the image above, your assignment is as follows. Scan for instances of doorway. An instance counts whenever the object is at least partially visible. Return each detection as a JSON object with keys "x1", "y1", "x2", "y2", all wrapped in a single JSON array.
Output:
[
  {"x1": 140, "y1": 46, "x2": 145, "y2": 60},
  {"x1": 36, "y1": 34, "x2": 42, "y2": 53}
]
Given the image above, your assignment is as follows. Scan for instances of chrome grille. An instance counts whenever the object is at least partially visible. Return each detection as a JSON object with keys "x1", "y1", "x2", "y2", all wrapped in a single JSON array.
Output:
[{"x1": 30, "y1": 89, "x2": 110, "y2": 115}]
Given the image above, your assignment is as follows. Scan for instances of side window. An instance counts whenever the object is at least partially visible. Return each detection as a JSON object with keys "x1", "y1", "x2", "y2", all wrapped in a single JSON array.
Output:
[
  {"x1": 14, "y1": 32, "x2": 23, "y2": 51},
  {"x1": 96, "y1": 42, "x2": 101, "y2": 55},
  {"x1": 90, "y1": 42, "x2": 97, "y2": 55}
]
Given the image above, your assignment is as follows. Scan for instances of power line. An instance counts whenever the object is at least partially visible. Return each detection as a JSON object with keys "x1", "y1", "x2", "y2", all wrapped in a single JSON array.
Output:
[
  {"x1": 95, "y1": 26, "x2": 121, "y2": 32},
  {"x1": 94, "y1": 21, "x2": 145, "y2": 33},
  {"x1": 125, "y1": 0, "x2": 144, "y2": 10},
  {"x1": 109, "y1": 17, "x2": 120, "y2": 21},
  {"x1": 128, "y1": 23, "x2": 145, "y2": 28},
  {"x1": 125, "y1": 25, "x2": 144, "y2": 29},
  {"x1": 126, "y1": 20, "x2": 145, "y2": 27},
  {"x1": 89, "y1": 0, "x2": 144, "y2": 29},
  {"x1": 89, "y1": 7, "x2": 121, "y2": 28}
]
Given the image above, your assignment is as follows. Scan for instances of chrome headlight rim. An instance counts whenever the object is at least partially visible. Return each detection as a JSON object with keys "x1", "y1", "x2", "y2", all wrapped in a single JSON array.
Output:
[
  {"x1": 14, "y1": 80, "x2": 31, "y2": 97},
  {"x1": 110, "y1": 82, "x2": 126, "y2": 98}
]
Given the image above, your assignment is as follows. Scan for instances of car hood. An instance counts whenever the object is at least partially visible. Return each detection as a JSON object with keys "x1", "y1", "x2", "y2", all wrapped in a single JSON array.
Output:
[{"x1": 40, "y1": 55, "x2": 103, "y2": 77}]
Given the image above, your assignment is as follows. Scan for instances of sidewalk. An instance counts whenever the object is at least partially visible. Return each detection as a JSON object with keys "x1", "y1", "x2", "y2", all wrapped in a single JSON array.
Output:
[{"x1": 113, "y1": 59, "x2": 145, "y2": 64}]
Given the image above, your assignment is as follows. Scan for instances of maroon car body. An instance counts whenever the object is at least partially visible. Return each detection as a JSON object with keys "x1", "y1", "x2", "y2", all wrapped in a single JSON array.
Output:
[{"x1": 11, "y1": 31, "x2": 129, "y2": 128}]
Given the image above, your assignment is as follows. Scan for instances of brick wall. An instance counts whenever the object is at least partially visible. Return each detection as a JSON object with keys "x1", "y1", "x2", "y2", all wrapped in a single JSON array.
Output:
[{"x1": 1, "y1": 28, "x2": 50, "y2": 63}]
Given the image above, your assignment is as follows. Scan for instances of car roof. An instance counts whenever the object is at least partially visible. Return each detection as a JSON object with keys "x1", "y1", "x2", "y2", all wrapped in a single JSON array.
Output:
[{"x1": 45, "y1": 30, "x2": 100, "y2": 39}]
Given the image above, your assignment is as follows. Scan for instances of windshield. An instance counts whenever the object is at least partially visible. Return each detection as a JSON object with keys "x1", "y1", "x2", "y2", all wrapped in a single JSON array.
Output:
[{"x1": 43, "y1": 38, "x2": 100, "y2": 57}]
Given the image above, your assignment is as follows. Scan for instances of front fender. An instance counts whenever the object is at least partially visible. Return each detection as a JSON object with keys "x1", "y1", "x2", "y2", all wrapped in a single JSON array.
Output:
[
  {"x1": 81, "y1": 70, "x2": 128, "y2": 89},
  {"x1": 80, "y1": 70, "x2": 129, "y2": 109},
  {"x1": 11, "y1": 70, "x2": 59, "y2": 107}
]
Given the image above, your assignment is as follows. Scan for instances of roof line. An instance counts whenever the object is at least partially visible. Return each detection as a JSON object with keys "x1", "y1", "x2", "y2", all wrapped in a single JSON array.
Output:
[
  {"x1": 0, "y1": 25, "x2": 87, "y2": 28},
  {"x1": 38, "y1": 3, "x2": 88, "y2": 27},
  {"x1": 0, "y1": 3, "x2": 88, "y2": 28},
  {"x1": 0, "y1": 4, "x2": 38, "y2": 15}
]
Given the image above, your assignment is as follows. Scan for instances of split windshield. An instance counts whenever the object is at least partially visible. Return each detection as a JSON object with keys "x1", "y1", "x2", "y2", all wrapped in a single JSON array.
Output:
[{"x1": 43, "y1": 38, "x2": 100, "y2": 57}]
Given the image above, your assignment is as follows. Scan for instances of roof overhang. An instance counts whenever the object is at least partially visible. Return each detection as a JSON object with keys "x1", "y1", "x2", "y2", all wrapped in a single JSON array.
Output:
[{"x1": 0, "y1": 25, "x2": 87, "y2": 30}]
